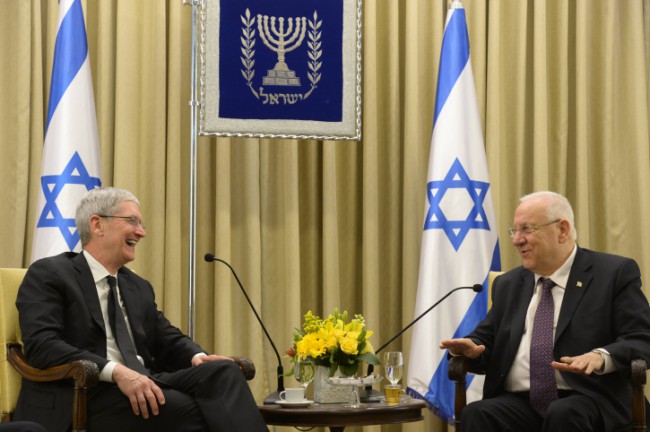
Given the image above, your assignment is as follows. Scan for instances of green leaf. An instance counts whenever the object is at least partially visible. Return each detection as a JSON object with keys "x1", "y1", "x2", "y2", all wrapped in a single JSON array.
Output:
[
  {"x1": 340, "y1": 363, "x2": 359, "y2": 377},
  {"x1": 360, "y1": 352, "x2": 381, "y2": 365}
]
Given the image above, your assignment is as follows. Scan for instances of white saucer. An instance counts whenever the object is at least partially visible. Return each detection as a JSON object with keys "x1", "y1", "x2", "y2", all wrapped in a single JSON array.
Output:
[{"x1": 275, "y1": 399, "x2": 314, "y2": 408}]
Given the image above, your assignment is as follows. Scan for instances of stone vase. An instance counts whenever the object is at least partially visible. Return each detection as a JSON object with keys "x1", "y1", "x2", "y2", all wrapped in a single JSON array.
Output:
[{"x1": 312, "y1": 365, "x2": 353, "y2": 404}]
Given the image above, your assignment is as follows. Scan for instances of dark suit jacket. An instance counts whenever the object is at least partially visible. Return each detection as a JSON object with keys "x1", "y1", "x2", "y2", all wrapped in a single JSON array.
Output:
[
  {"x1": 14, "y1": 252, "x2": 204, "y2": 432},
  {"x1": 465, "y1": 247, "x2": 650, "y2": 431}
]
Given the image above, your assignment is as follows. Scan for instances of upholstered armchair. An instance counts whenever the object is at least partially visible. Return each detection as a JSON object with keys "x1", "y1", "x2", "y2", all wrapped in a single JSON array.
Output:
[{"x1": 0, "y1": 268, "x2": 256, "y2": 431}]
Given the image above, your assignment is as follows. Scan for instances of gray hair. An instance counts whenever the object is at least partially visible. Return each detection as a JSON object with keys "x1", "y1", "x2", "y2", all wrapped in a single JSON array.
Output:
[
  {"x1": 520, "y1": 191, "x2": 577, "y2": 241},
  {"x1": 76, "y1": 187, "x2": 140, "y2": 246}
]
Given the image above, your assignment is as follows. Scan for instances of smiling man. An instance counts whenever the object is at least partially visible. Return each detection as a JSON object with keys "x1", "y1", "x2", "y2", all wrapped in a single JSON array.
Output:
[
  {"x1": 15, "y1": 187, "x2": 268, "y2": 432},
  {"x1": 440, "y1": 191, "x2": 650, "y2": 432}
]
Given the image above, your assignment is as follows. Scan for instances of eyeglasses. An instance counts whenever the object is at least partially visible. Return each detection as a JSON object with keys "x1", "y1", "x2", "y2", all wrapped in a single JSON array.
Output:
[
  {"x1": 97, "y1": 215, "x2": 146, "y2": 229},
  {"x1": 508, "y1": 219, "x2": 560, "y2": 238}
]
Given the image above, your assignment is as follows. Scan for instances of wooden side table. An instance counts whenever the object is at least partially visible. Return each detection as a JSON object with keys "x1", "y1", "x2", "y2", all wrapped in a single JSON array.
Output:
[{"x1": 259, "y1": 398, "x2": 426, "y2": 432}]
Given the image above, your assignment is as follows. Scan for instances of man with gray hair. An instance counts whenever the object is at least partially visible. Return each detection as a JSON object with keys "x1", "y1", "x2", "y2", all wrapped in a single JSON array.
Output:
[
  {"x1": 15, "y1": 187, "x2": 268, "y2": 432},
  {"x1": 441, "y1": 191, "x2": 650, "y2": 431}
]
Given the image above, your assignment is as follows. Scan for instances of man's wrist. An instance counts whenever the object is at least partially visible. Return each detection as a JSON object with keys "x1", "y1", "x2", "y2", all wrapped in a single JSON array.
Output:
[{"x1": 590, "y1": 349, "x2": 607, "y2": 372}]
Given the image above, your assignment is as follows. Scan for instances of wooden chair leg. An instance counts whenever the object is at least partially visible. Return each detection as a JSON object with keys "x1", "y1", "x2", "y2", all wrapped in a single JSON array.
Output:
[
  {"x1": 448, "y1": 356, "x2": 469, "y2": 432},
  {"x1": 72, "y1": 382, "x2": 88, "y2": 432}
]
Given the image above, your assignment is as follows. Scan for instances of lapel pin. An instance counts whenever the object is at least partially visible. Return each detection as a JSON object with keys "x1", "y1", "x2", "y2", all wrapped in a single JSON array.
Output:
[{"x1": 576, "y1": 281, "x2": 583, "y2": 288}]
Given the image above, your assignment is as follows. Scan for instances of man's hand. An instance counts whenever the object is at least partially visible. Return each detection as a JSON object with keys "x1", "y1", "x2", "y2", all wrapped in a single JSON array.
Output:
[
  {"x1": 439, "y1": 338, "x2": 486, "y2": 359},
  {"x1": 191, "y1": 354, "x2": 235, "y2": 367},
  {"x1": 551, "y1": 351, "x2": 605, "y2": 375},
  {"x1": 113, "y1": 364, "x2": 165, "y2": 419}
]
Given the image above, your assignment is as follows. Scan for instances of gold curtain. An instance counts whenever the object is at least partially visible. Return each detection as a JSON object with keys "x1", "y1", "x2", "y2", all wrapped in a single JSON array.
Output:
[{"x1": 1, "y1": 1, "x2": 649, "y2": 431}]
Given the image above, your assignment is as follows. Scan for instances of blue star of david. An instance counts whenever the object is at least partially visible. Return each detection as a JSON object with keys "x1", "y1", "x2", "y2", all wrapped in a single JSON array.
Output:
[
  {"x1": 37, "y1": 151, "x2": 101, "y2": 250},
  {"x1": 424, "y1": 158, "x2": 491, "y2": 251}
]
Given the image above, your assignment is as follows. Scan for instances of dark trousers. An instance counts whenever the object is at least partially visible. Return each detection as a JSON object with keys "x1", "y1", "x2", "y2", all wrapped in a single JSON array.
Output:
[
  {"x1": 461, "y1": 391, "x2": 603, "y2": 432},
  {"x1": 0, "y1": 423, "x2": 47, "y2": 432},
  {"x1": 88, "y1": 360, "x2": 268, "y2": 432}
]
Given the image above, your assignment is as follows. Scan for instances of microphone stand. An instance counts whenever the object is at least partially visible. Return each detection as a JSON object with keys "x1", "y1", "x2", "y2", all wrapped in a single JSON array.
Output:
[
  {"x1": 204, "y1": 254, "x2": 284, "y2": 404},
  {"x1": 359, "y1": 284, "x2": 483, "y2": 403}
]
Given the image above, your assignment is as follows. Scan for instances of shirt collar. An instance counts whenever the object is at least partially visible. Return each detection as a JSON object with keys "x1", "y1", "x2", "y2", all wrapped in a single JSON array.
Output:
[
  {"x1": 83, "y1": 250, "x2": 115, "y2": 284},
  {"x1": 534, "y1": 244, "x2": 577, "y2": 290}
]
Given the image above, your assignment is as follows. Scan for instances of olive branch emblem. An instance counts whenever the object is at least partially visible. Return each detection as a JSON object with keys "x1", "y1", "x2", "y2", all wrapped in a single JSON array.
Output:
[
  {"x1": 240, "y1": 9, "x2": 258, "y2": 98},
  {"x1": 304, "y1": 11, "x2": 322, "y2": 99}
]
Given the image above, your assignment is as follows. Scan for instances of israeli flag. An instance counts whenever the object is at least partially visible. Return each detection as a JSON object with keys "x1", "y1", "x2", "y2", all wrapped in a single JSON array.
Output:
[
  {"x1": 406, "y1": 2, "x2": 500, "y2": 423},
  {"x1": 31, "y1": 0, "x2": 102, "y2": 263}
]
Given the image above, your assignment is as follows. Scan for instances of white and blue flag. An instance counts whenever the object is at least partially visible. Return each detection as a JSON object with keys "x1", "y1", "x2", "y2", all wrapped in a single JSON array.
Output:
[
  {"x1": 31, "y1": 0, "x2": 102, "y2": 263},
  {"x1": 406, "y1": 2, "x2": 501, "y2": 423}
]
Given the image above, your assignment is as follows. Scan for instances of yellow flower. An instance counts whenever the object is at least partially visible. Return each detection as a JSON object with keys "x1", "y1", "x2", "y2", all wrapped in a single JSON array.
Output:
[
  {"x1": 345, "y1": 320, "x2": 364, "y2": 333},
  {"x1": 339, "y1": 336, "x2": 359, "y2": 355},
  {"x1": 296, "y1": 333, "x2": 327, "y2": 360},
  {"x1": 361, "y1": 339, "x2": 375, "y2": 355},
  {"x1": 288, "y1": 308, "x2": 380, "y2": 376}
]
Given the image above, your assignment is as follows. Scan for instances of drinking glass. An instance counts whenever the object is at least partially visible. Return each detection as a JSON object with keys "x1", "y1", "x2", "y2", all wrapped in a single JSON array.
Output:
[
  {"x1": 382, "y1": 351, "x2": 404, "y2": 385},
  {"x1": 294, "y1": 358, "x2": 315, "y2": 390}
]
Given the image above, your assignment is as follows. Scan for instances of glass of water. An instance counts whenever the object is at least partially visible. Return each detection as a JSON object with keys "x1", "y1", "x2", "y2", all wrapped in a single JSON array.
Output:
[
  {"x1": 294, "y1": 358, "x2": 316, "y2": 390},
  {"x1": 382, "y1": 351, "x2": 404, "y2": 385}
]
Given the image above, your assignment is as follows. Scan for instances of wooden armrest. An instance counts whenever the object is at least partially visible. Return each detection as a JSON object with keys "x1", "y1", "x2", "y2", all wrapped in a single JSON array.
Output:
[
  {"x1": 631, "y1": 358, "x2": 647, "y2": 431},
  {"x1": 448, "y1": 355, "x2": 470, "y2": 381},
  {"x1": 7, "y1": 343, "x2": 99, "y2": 388},
  {"x1": 7, "y1": 343, "x2": 99, "y2": 432},
  {"x1": 631, "y1": 358, "x2": 647, "y2": 387},
  {"x1": 232, "y1": 355, "x2": 256, "y2": 381}
]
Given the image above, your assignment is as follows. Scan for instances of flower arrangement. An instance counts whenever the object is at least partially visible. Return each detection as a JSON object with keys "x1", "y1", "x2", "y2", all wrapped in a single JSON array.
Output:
[{"x1": 287, "y1": 308, "x2": 381, "y2": 377}]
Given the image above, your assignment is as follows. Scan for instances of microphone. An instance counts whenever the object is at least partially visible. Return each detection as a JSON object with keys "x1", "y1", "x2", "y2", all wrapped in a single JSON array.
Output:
[
  {"x1": 204, "y1": 253, "x2": 284, "y2": 404},
  {"x1": 359, "y1": 283, "x2": 483, "y2": 403}
]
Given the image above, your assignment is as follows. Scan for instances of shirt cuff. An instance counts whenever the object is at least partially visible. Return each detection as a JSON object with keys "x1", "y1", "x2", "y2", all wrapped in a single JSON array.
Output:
[
  {"x1": 591, "y1": 348, "x2": 617, "y2": 374},
  {"x1": 192, "y1": 352, "x2": 207, "y2": 365},
  {"x1": 100, "y1": 360, "x2": 118, "y2": 382}
]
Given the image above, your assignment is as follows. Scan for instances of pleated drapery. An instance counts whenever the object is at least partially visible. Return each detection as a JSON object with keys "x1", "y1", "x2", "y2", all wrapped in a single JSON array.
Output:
[{"x1": 1, "y1": 1, "x2": 649, "y2": 431}]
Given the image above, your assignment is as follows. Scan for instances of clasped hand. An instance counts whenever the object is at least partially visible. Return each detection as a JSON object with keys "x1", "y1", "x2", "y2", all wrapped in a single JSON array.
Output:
[
  {"x1": 113, "y1": 355, "x2": 236, "y2": 419},
  {"x1": 113, "y1": 364, "x2": 164, "y2": 419}
]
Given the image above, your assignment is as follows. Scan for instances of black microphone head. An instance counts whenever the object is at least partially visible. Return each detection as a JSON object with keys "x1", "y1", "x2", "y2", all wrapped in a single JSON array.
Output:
[
  {"x1": 473, "y1": 284, "x2": 483, "y2": 293},
  {"x1": 204, "y1": 253, "x2": 215, "y2": 262}
]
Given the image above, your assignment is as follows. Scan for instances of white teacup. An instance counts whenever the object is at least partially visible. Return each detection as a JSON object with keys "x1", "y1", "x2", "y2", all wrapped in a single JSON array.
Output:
[{"x1": 279, "y1": 387, "x2": 305, "y2": 402}]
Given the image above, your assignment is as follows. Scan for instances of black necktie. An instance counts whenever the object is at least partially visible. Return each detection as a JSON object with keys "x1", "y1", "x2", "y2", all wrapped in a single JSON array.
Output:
[{"x1": 106, "y1": 276, "x2": 149, "y2": 375}]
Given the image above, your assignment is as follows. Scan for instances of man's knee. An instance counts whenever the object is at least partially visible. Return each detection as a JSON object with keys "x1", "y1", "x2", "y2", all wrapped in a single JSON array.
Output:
[
  {"x1": 196, "y1": 360, "x2": 247, "y2": 394},
  {"x1": 461, "y1": 399, "x2": 490, "y2": 423},
  {"x1": 202, "y1": 360, "x2": 244, "y2": 381},
  {"x1": 543, "y1": 396, "x2": 601, "y2": 432}
]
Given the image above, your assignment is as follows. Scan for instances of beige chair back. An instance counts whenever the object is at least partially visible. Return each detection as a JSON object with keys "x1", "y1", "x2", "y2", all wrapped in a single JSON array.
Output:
[
  {"x1": 487, "y1": 271, "x2": 504, "y2": 309},
  {"x1": 0, "y1": 268, "x2": 27, "y2": 421}
]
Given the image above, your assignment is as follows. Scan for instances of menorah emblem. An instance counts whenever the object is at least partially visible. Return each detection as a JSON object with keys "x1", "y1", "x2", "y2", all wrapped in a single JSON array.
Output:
[{"x1": 257, "y1": 14, "x2": 307, "y2": 86}]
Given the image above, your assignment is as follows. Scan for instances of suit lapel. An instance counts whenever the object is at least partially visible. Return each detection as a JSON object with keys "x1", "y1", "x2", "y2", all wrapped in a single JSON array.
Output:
[
  {"x1": 555, "y1": 248, "x2": 592, "y2": 342},
  {"x1": 509, "y1": 271, "x2": 535, "y2": 349},
  {"x1": 72, "y1": 253, "x2": 106, "y2": 332}
]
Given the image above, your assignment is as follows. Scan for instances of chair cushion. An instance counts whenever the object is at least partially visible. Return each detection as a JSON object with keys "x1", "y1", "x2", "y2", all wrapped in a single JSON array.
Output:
[{"x1": 0, "y1": 268, "x2": 27, "y2": 419}]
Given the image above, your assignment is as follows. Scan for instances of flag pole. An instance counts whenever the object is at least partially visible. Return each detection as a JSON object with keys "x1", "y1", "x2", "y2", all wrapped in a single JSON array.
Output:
[{"x1": 185, "y1": 0, "x2": 199, "y2": 338}]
